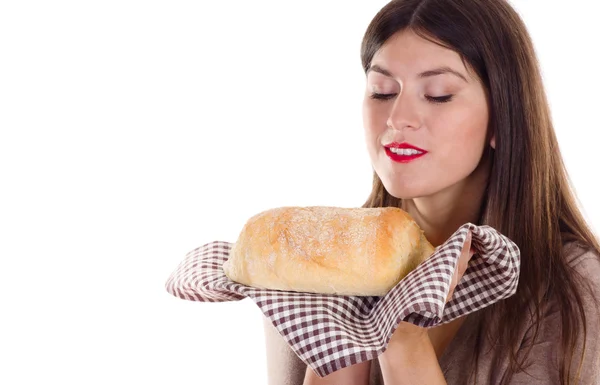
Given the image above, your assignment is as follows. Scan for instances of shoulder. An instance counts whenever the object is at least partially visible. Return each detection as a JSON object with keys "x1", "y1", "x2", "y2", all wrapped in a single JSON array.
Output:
[
  {"x1": 562, "y1": 240, "x2": 600, "y2": 264},
  {"x1": 559, "y1": 241, "x2": 600, "y2": 381},
  {"x1": 510, "y1": 241, "x2": 600, "y2": 380},
  {"x1": 520, "y1": 241, "x2": 600, "y2": 337},
  {"x1": 562, "y1": 240, "x2": 600, "y2": 293},
  {"x1": 554, "y1": 241, "x2": 600, "y2": 359}
]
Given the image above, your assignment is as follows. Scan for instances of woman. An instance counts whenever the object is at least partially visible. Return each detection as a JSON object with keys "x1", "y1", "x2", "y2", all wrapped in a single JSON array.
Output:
[{"x1": 264, "y1": 0, "x2": 600, "y2": 384}]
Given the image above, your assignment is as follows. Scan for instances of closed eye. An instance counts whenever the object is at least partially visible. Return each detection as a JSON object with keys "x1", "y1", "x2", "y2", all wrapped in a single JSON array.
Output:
[
  {"x1": 369, "y1": 92, "x2": 396, "y2": 101},
  {"x1": 427, "y1": 95, "x2": 454, "y2": 104},
  {"x1": 369, "y1": 93, "x2": 454, "y2": 104}
]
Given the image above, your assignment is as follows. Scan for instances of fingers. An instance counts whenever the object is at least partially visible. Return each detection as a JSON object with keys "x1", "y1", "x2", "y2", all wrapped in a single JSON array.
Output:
[
  {"x1": 458, "y1": 231, "x2": 475, "y2": 276},
  {"x1": 446, "y1": 231, "x2": 476, "y2": 303}
]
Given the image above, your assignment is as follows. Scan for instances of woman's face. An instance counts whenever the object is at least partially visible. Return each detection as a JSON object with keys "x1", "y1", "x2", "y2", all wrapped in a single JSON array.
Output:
[{"x1": 362, "y1": 29, "x2": 493, "y2": 200}]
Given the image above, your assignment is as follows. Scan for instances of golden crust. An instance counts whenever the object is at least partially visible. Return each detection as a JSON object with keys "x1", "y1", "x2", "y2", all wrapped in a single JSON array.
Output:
[{"x1": 223, "y1": 206, "x2": 434, "y2": 296}]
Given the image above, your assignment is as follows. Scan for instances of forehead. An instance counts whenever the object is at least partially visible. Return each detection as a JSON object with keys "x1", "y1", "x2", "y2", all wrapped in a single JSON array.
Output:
[{"x1": 371, "y1": 29, "x2": 470, "y2": 79}]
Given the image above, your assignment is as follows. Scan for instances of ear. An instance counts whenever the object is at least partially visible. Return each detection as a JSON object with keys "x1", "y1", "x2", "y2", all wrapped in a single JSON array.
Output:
[{"x1": 490, "y1": 134, "x2": 496, "y2": 149}]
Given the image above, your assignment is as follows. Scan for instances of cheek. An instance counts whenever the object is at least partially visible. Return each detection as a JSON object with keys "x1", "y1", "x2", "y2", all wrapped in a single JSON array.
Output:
[
  {"x1": 435, "y1": 109, "x2": 488, "y2": 155},
  {"x1": 362, "y1": 100, "x2": 387, "y2": 138}
]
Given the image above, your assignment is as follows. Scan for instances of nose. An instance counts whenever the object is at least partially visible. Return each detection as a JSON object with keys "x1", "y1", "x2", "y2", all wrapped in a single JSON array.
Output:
[{"x1": 386, "y1": 92, "x2": 421, "y2": 131}]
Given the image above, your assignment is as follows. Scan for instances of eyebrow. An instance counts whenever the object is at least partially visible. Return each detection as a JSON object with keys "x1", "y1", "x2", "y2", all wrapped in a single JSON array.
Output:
[{"x1": 367, "y1": 64, "x2": 468, "y2": 83}]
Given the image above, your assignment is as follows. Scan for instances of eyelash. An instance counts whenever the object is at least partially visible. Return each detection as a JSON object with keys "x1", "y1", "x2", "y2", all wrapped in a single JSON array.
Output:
[{"x1": 370, "y1": 93, "x2": 454, "y2": 104}]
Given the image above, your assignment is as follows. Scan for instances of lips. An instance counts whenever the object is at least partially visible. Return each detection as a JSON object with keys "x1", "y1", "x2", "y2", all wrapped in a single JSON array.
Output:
[
  {"x1": 384, "y1": 142, "x2": 427, "y2": 152},
  {"x1": 383, "y1": 142, "x2": 428, "y2": 163}
]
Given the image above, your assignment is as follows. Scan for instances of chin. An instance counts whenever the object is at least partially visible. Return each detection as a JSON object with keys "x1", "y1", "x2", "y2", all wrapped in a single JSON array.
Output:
[
  {"x1": 381, "y1": 176, "x2": 443, "y2": 200},
  {"x1": 381, "y1": 179, "x2": 422, "y2": 200}
]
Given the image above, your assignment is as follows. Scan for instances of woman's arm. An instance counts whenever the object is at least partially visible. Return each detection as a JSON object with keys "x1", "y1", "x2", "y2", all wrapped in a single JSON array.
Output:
[
  {"x1": 264, "y1": 315, "x2": 372, "y2": 385},
  {"x1": 303, "y1": 361, "x2": 371, "y2": 385},
  {"x1": 378, "y1": 323, "x2": 446, "y2": 385},
  {"x1": 379, "y1": 231, "x2": 474, "y2": 384},
  {"x1": 263, "y1": 316, "x2": 307, "y2": 385}
]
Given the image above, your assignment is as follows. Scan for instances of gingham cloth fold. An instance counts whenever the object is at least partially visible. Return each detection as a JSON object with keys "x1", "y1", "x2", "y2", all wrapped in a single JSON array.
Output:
[{"x1": 165, "y1": 223, "x2": 520, "y2": 377}]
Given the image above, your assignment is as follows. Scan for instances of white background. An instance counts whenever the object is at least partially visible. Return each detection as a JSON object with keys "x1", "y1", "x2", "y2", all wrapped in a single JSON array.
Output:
[{"x1": 1, "y1": 1, "x2": 598, "y2": 384}]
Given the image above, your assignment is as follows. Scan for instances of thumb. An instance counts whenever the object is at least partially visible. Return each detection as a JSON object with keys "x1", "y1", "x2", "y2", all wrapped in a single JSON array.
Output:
[
  {"x1": 446, "y1": 231, "x2": 475, "y2": 302},
  {"x1": 459, "y1": 231, "x2": 475, "y2": 272}
]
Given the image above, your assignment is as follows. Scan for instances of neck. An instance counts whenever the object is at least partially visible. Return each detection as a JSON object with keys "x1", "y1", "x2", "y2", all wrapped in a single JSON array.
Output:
[{"x1": 403, "y1": 153, "x2": 492, "y2": 247}]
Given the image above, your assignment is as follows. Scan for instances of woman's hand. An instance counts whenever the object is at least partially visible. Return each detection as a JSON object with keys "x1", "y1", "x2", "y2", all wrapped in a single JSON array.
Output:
[
  {"x1": 388, "y1": 231, "x2": 475, "y2": 345},
  {"x1": 379, "y1": 231, "x2": 475, "y2": 384},
  {"x1": 445, "y1": 230, "x2": 475, "y2": 302},
  {"x1": 303, "y1": 231, "x2": 475, "y2": 385}
]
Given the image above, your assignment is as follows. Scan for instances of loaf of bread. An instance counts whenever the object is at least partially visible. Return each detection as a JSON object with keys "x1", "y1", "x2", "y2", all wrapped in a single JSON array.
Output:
[{"x1": 222, "y1": 206, "x2": 435, "y2": 296}]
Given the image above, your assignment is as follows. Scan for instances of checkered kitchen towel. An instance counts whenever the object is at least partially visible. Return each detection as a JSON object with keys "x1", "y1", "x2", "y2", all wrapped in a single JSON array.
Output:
[{"x1": 165, "y1": 223, "x2": 520, "y2": 377}]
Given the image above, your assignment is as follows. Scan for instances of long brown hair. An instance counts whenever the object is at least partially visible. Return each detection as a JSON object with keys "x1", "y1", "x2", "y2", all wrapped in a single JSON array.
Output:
[{"x1": 360, "y1": 0, "x2": 600, "y2": 383}]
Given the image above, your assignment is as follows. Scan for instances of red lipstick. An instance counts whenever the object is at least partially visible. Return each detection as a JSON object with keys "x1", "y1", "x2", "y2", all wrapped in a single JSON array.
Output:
[{"x1": 383, "y1": 142, "x2": 428, "y2": 163}]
